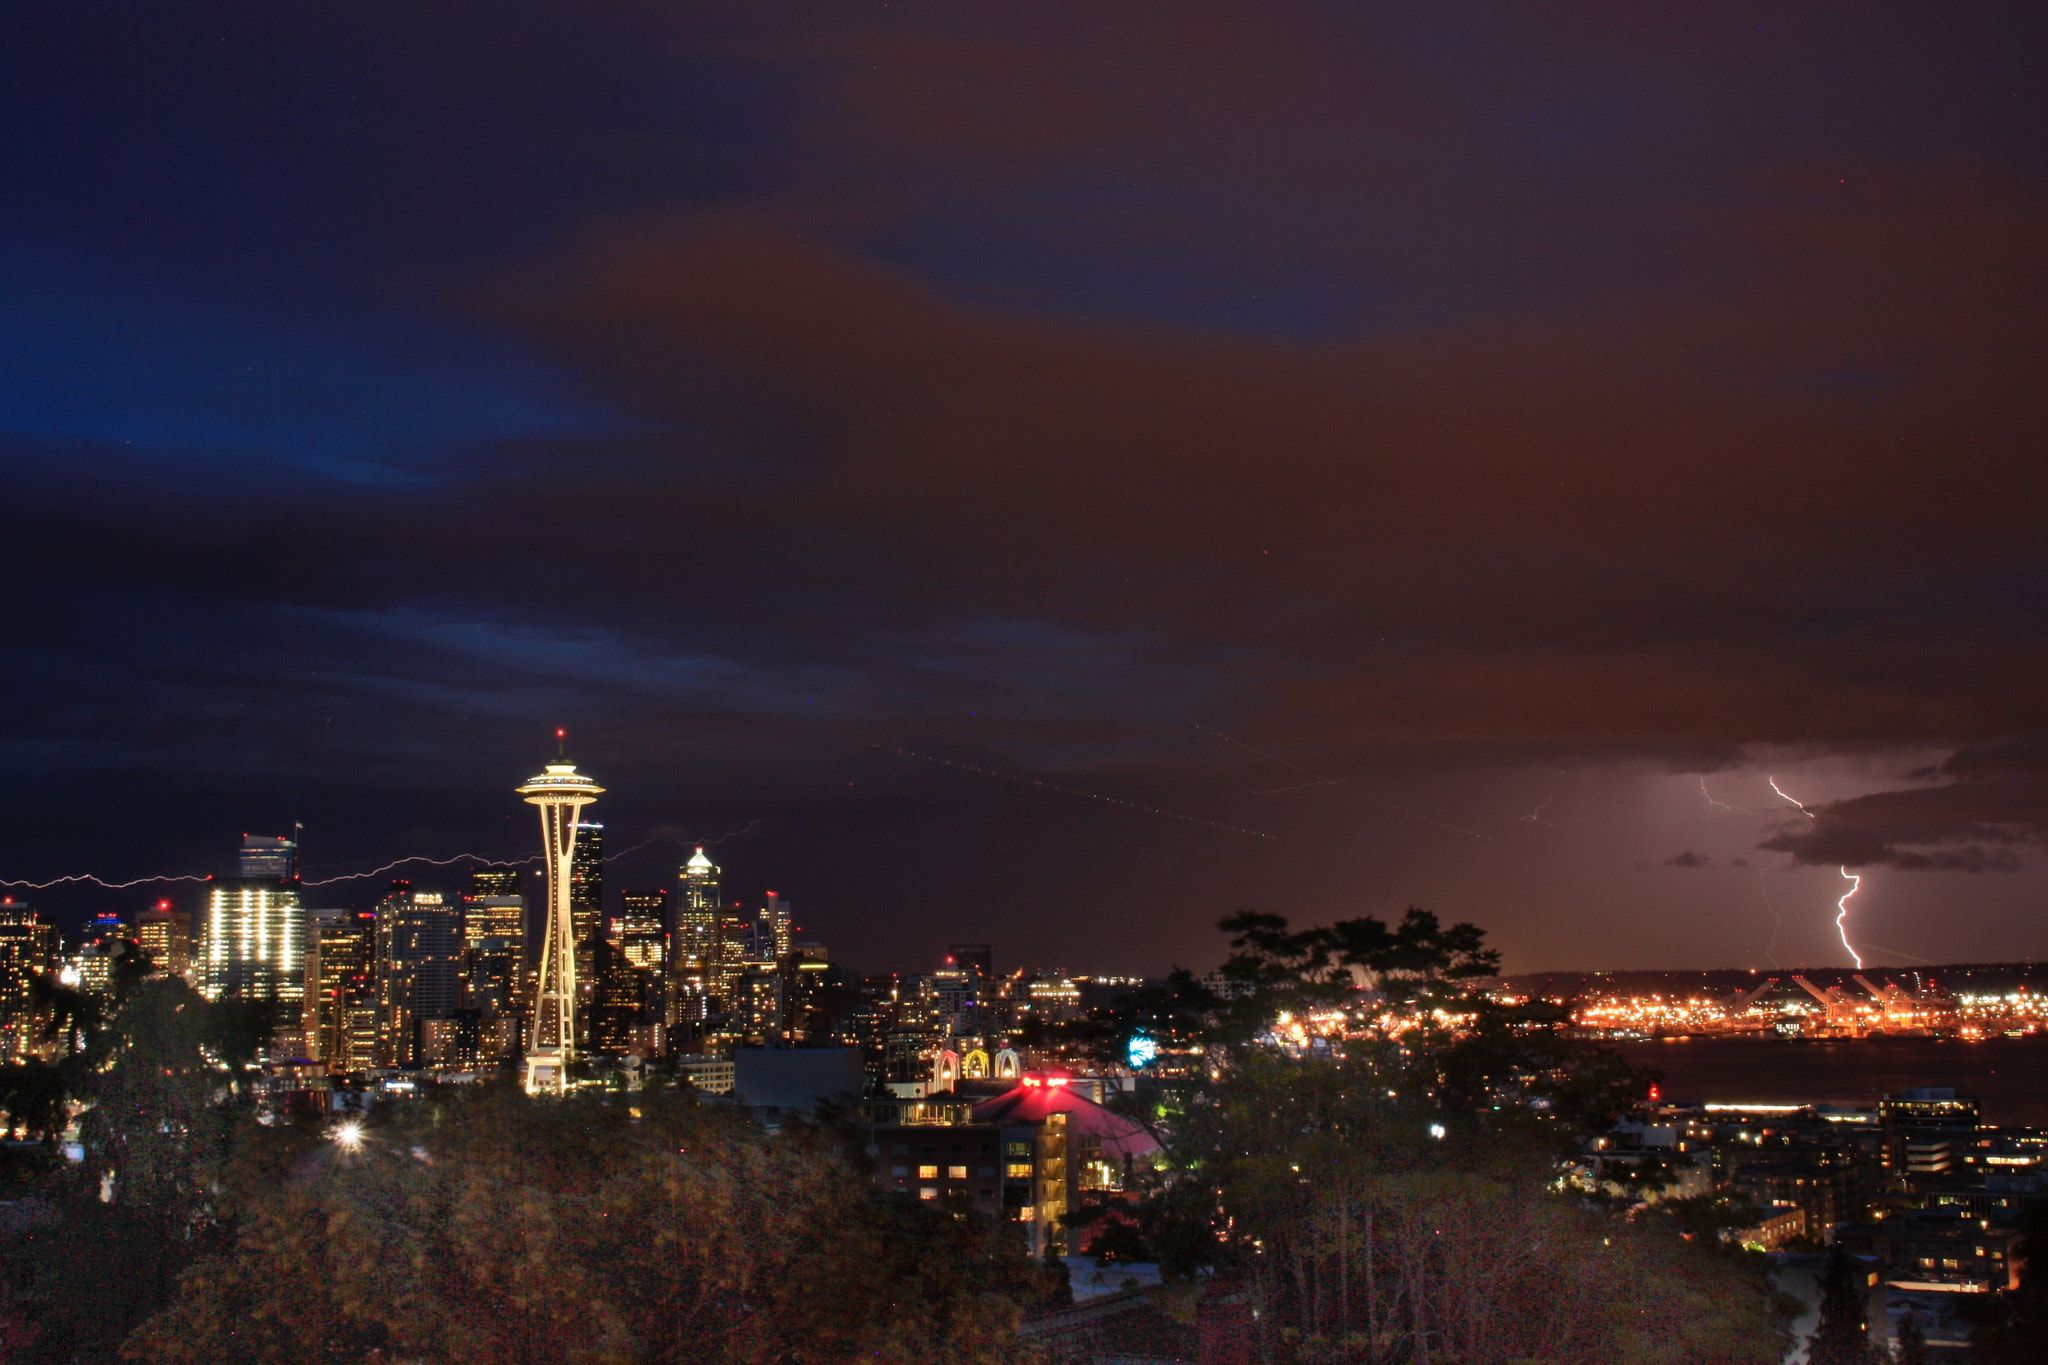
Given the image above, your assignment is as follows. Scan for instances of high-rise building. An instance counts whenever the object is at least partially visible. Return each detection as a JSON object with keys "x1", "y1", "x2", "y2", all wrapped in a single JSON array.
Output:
[
  {"x1": 374, "y1": 884, "x2": 460, "y2": 1069},
  {"x1": 674, "y1": 849, "x2": 720, "y2": 963},
  {"x1": 948, "y1": 945, "x2": 993, "y2": 980},
  {"x1": 460, "y1": 893, "x2": 526, "y2": 1018},
  {"x1": 200, "y1": 875, "x2": 304, "y2": 1003},
  {"x1": 759, "y1": 891, "x2": 793, "y2": 962},
  {"x1": 467, "y1": 865, "x2": 524, "y2": 900},
  {"x1": 588, "y1": 936, "x2": 661, "y2": 1056},
  {"x1": 238, "y1": 834, "x2": 298, "y2": 880},
  {"x1": 306, "y1": 909, "x2": 377, "y2": 1073},
  {"x1": 134, "y1": 901, "x2": 192, "y2": 979},
  {"x1": 570, "y1": 821, "x2": 604, "y2": 1010},
  {"x1": 0, "y1": 900, "x2": 57, "y2": 1061},
  {"x1": 516, "y1": 744, "x2": 603, "y2": 1095},
  {"x1": 734, "y1": 965, "x2": 783, "y2": 1045},
  {"x1": 615, "y1": 890, "x2": 664, "y2": 939},
  {"x1": 668, "y1": 850, "x2": 721, "y2": 1037},
  {"x1": 615, "y1": 890, "x2": 665, "y2": 962},
  {"x1": 570, "y1": 821, "x2": 604, "y2": 949},
  {"x1": 709, "y1": 906, "x2": 750, "y2": 1009}
]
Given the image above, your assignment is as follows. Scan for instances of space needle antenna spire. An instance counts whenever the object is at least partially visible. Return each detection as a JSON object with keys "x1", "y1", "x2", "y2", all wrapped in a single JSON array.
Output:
[{"x1": 515, "y1": 730, "x2": 603, "y2": 1096}]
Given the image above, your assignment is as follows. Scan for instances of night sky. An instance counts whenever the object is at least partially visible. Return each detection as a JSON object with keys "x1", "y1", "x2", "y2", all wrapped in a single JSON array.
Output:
[{"x1": 4, "y1": 3, "x2": 2045, "y2": 976}]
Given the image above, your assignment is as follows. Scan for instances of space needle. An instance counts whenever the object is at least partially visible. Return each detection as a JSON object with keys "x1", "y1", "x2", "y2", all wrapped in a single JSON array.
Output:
[{"x1": 517, "y1": 732, "x2": 603, "y2": 1096}]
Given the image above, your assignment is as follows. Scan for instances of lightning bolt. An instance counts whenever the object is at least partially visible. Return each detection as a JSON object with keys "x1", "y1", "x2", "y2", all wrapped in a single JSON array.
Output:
[
  {"x1": 1835, "y1": 867, "x2": 1863, "y2": 970},
  {"x1": 1767, "y1": 776, "x2": 1812, "y2": 817},
  {"x1": 1700, "y1": 777, "x2": 1758, "y2": 814},
  {"x1": 0, "y1": 873, "x2": 209, "y2": 890},
  {"x1": 1768, "y1": 776, "x2": 1865, "y2": 970},
  {"x1": 1521, "y1": 782, "x2": 1561, "y2": 825},
  {"x1": 300, "y1": 852, "x2": 542, "y2": 887}
]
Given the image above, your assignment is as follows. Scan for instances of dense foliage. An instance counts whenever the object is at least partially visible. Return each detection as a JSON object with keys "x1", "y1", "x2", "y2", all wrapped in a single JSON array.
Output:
[{"x1": 124, "y1": 1089, "x2": 1050, "y2": 1365}]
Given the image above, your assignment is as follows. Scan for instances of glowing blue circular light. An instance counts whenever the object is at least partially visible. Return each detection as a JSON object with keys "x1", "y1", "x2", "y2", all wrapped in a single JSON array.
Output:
[{"x1": 1127, "y1": 1035, "x2": 1159, "y2": 1069}]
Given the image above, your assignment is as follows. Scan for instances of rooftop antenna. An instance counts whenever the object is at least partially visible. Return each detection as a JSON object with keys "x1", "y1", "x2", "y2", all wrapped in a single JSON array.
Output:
[{"x1": 556, "y1": 728, "x2": 566, "y2": 759}]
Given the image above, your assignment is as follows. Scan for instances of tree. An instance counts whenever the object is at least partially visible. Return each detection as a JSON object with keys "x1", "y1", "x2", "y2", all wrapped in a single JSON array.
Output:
[
  {"x1": 1894, "y1": 1307, "x2": 1927, "y2": 1365},
  {"x1": 2, "y1": 976, "x2": 266, "y2": 1364},
  {"x1": 124, "y1": 1085, "x2": 1054, "y2": 1364},
  {"x1": 1092, "y1": 910, "x2": 1788, "y2": 1363},
  {"x1": 1808, "y1": 1245, "x2": 1877, "y2": 1365}
]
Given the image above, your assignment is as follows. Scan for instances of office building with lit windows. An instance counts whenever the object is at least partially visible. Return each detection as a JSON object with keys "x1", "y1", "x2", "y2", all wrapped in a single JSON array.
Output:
[
  {"x1": 570, "y1": 821, "x2": 604, "y2": 949},
  {"x1": 200, "y1": 877, "x2": 304, "y2": 1003},
  {"x1": 0, "y1": 901, "x2": 57, "y2": 1061},
  {"x1": 375, "y1": 883, "x2": 460, "y2": 1068},
  {"x1": 134, "y1": 903, "x2": 192, "y2": 979},
  {"x1": 306, "y1": 909, "x2": 377, "y2": 1073}
]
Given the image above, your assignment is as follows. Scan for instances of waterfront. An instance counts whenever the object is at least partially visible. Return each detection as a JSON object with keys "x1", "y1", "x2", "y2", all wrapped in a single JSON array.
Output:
[{"x1": 1613, "y1": 1035, "x2": 2048, "y2": 1127}]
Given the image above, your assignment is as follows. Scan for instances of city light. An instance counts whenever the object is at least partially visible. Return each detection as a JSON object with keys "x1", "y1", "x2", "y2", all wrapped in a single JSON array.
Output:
[{"x1": 332, "y1": 1121, "x2": 364, "y2": 1151}]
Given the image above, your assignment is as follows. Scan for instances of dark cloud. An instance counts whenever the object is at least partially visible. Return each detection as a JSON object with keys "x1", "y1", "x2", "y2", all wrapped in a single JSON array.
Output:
[
  {"x1": 1, "y1": 2, "x2": 2045, "y2": 968},
  {"x1": 1665, "y1": 850, "x2": 1712, "y2": 868},
  {"x1": 1757, "y1": 771, "x2": 2048, "y2": 872}
]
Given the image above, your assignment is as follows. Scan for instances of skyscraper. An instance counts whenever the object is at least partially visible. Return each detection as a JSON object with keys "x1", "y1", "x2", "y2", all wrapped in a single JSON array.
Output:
[
  {"x1": 375, "y1": 884, "x2": 459, "y2": 1069},
  {"x1": 238, "y1": 833, "x2": 297, "y2": 880},
  {"x1": 461, "y1": 893, "x2": 526, "y2": 1016},
  {"x1": 305, "y1": 909, "x2": 376, "y2": 1073},
  {"x1": 615, "y1": 890, "x2": 667, "y2": 973},
  {"x1": 200, "y1": 874, "x2": 304, "y2": 1003},
  {"x1": 0, "y1": 900, "x2": 56, "y2": 1061},
  {"x1": 669, "y1": 849, "x2": 720, "y2": 1030},
  {"x1": 516, "y1": 744, "x2": 603, "y2": 1095},
  {"x1": 134, "y1": 901, "x2": 192, "y2": 979},
  {"x1": 570, "y1": 821, "x2": 604, "y2": 948},
  {"x1": 467, "y1": 865, "x2": 524, "y2": 899},
  {"x1": 759, "y1": 890, "x2": 793, "y2": 962}
]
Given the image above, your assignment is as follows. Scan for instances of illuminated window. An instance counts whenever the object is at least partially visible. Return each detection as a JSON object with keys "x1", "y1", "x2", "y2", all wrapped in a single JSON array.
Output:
[
  {"x1": 919, "y1": 1187, "x2": 937, "y2": 1200},
  {"x1": 918, "y1": 1164, "x2": 939, "y2": 1179},
  {"x1": 1007, "y1": 1163, "x2": 1033, "y2": 1178},
  {"x1": 948, "y1": 1165, "x2": 968, "y2": 1179}
]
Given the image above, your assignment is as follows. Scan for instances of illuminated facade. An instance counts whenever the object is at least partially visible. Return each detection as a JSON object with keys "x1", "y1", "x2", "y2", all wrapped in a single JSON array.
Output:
[
  {"x1": 570, "y1": 820, "x2": 604, "y2": 994},
  {"x1": 0, "y1": 901, "x2": 57, "y2": 1061},
  {"x1": 200, "y1": 878, "x2": 304, "y2": 1003},
  {"x1": 516, "y1": 748, "x2": 603, "y2": 1094},
  {"x1": 460, "y1": 888, "x2": 526, "y2": 1018},
  {"x1": 238, "y1": 833, "x2": 297, "y2": 880},
  {"x1": 374, "y1": 886, "x2": 459, "y2": 1069},
  {"x1": 134, "y1": 904, "x2": 191, "y2": 979},
  {"x1": 306, "y1": 910, "x2": 377, "y2": 1072},
  {"x1": 668, "y1": 849, "x2": 720, "y2": 1030},
  {"x1": 759, "y1": 890, "x2": 792, "y2": 961}
]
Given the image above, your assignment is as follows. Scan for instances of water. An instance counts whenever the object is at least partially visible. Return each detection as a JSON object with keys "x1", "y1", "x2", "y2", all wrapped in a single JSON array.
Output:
[{"x1": 1611, "y1": 1035, "x2": 2048, "y2": 1127}]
